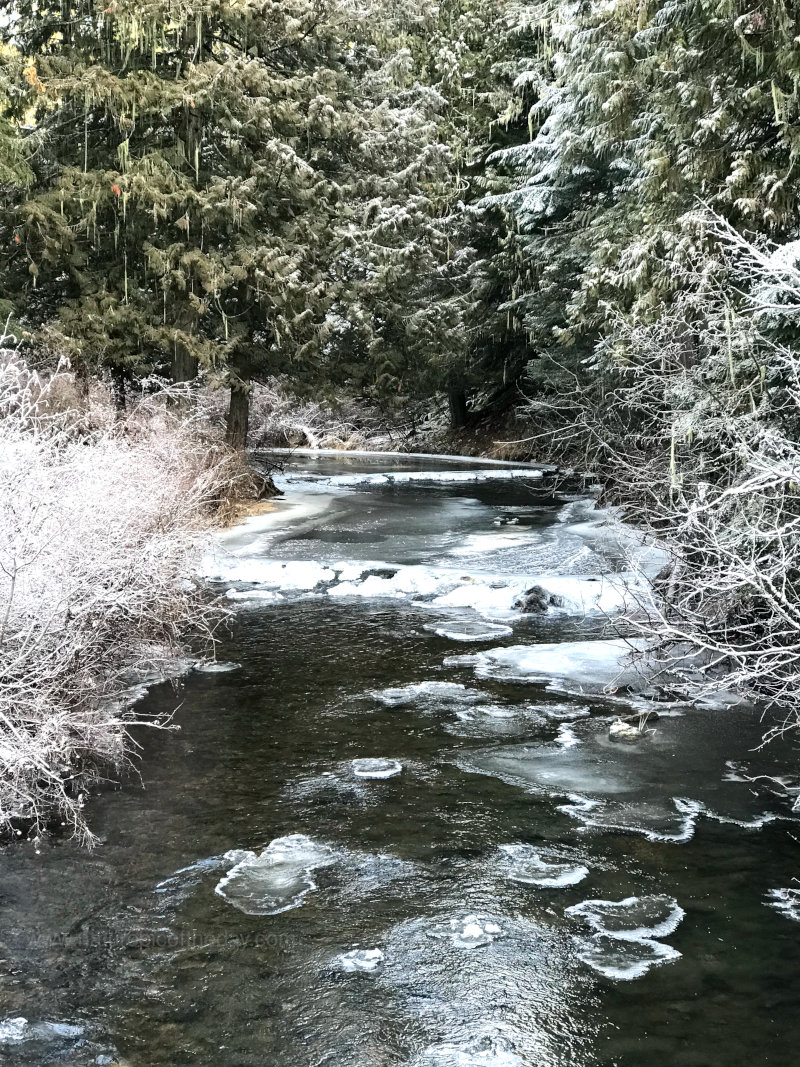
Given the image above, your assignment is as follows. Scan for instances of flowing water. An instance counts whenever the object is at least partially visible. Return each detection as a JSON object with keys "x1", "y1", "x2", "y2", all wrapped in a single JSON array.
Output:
[{"x1": 1, "y1": 452, "x2": 799, "y2": 1066}]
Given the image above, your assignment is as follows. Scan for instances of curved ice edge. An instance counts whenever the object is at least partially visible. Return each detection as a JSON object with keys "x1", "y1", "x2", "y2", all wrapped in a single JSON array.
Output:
[
  {"x1": 766, "y1": 887, "x2": 800, "y2": 922},
  {"x1": 576, "y1": 934, "x2": 682, "y2": 981},
  {"x1": 565, "y1": 895, "x2": 685, "y2": 941},
  {"x1": 497, "y1": 845, "x2": 589, "y2": 888},
  {"x1": 561, "y1": 796, "x2": 704, "y2": 843}
]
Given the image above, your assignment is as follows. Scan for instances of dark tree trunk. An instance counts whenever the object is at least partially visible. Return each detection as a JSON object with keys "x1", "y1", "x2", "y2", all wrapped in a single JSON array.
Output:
[
  {"x1": 110, "y1": 366, "x2": 127, "y2": 413},
  {"x1": 226, "y1": 385, "x2": 250, "y2": 450},
  {"x1": 171, "y1": 349, "x2": 198, "y2": 385},
  {"x1": 447, "y1": 387, "x2": 468, "y2": 430}
]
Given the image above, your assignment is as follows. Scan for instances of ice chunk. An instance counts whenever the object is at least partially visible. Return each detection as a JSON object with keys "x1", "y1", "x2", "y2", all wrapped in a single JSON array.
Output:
[
  {"x1": 351, "y1": 757, "x2": 402, "y2": 778},
  {"x1": 0, "y1": 1018, "x2": 84, "y2": 1045},
  {"x1": 0, "y1": 1018, "x2": 28, "y2": 1044},
  {"x1": 766, "y1": 887, "x2": 800, "y2": 922},
  {"x1": 565, "y1": 895, "x2": 684, "y2": 940},
  {"x1": 215, "y1": 834, "x2": 336, "y2": 916},
  {"x1": 429, "y1": 915, "x2": 506, "y2": 950},
  {"x1": 424, "y1": 619, "x2": 513, "y2": 642},
  {"x1": 194, "y1": 660, "x2": 241, "y2": 673},
  {"x1": 337, "y1": 948, "x2": 385, "y2": 973},
  {"x1": 576, "y1": 935, "x2": 681, "y2": 980},
  {"x1": 497, "y1": 844, "x2": 589, "y2": 888}
]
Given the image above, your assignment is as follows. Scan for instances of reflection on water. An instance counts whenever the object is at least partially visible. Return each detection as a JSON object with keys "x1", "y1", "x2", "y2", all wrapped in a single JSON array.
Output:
[{"x1": 0, "y1": 455, "x2": 798, "y2": 1066}]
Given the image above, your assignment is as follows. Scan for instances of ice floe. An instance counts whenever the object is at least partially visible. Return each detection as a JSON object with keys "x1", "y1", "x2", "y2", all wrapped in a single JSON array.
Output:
[
  {"x1": 194, "y1": 660, "x2": 241, "y2": 673},
  {"x1": 566, "y1": 895, "x2": 685, "y2": 980},
  {"x1": 337, "y1": 948, "x2": 385, "y2": 973},
  {"x1": 565, "y1": 895, "x2": 685, "y2": 941},
  {"x1": 215, "y1": 834, "x2": 336, "y2": 916},
  {"x1": 213, "y1": 836, "x2": 415, "y2": 916},
  {"x1": 372, "y1": 680, "x2": 485, "y2": 708},
  {"x1": 470, "y1": 638, "x2": 649, "y2": 693},
  {"x1": 351, "y1": 757, "x2": 403, "y2": 778},
  {"x1": 424, "y1": 619, "x2": 514, "y2": 642},
  {"x1": 575, "y1": 935, "x2": 681, "y2": 981},
  {"x1": 496, "y1": 844, "x2": 589, "y2": 888},
  {"x1": 455, "y1": 707, "x2": 791, "y2": 843}
]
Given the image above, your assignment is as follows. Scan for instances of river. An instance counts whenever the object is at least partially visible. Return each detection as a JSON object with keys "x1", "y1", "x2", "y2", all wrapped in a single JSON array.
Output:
[{"x1": 1, "y1": 451, "x2": 798, "y2": 1066}]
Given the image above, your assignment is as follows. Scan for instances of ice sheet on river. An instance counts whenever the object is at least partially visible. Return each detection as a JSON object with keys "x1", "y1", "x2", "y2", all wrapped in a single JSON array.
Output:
[
  {"x1": 282, "y1": 467, "x2": 545, "y2": 488},
  {"x1": 207, "y1": 555, "x2": 644, "y2": 621},
  {"x1": 455, "y1": 711, "x2": 796, "y2": 842},
  {"x1": 468, "y1": 638, "x2": 650, "y2": 693}
]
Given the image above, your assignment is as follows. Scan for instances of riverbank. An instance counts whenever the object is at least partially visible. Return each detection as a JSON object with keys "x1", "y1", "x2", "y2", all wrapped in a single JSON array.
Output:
[{"x1": 0, "y1": 356, "x2": 271, "y2": 843}]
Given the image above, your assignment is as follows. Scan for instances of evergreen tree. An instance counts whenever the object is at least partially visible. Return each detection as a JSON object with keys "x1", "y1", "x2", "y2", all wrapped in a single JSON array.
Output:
[{"x1": 2, "y1": 0, "x2": 365, "y2": 442}]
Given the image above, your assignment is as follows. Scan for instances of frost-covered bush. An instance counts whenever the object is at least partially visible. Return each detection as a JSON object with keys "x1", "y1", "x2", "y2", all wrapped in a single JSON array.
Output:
[
  {"x1": 536, "y1": 216, "x2": 800, "y2": 733},
  {"x1": 0, "y1": 353, "x2": 237, "y2": 842}
]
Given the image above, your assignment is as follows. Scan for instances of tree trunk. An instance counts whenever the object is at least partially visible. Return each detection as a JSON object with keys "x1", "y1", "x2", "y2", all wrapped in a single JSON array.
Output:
[
  {"x1": 171, "y1": 349, "x2": 198, "y2": 385},
  {"x1": 447, "y1": 386, "x2": 468, "y2": 430},
  {"x1": 110, "y1": 366, "x2": 127, "y2": 413},
  {"x1": 226, "y1": 385, "x2": 250, "y2": 450}
]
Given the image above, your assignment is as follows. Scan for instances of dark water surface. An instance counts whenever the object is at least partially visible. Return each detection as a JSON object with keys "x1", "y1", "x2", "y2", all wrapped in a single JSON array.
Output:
[{"x1": 1, "y1": 457, "x2": 798, "y2": 1066}]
